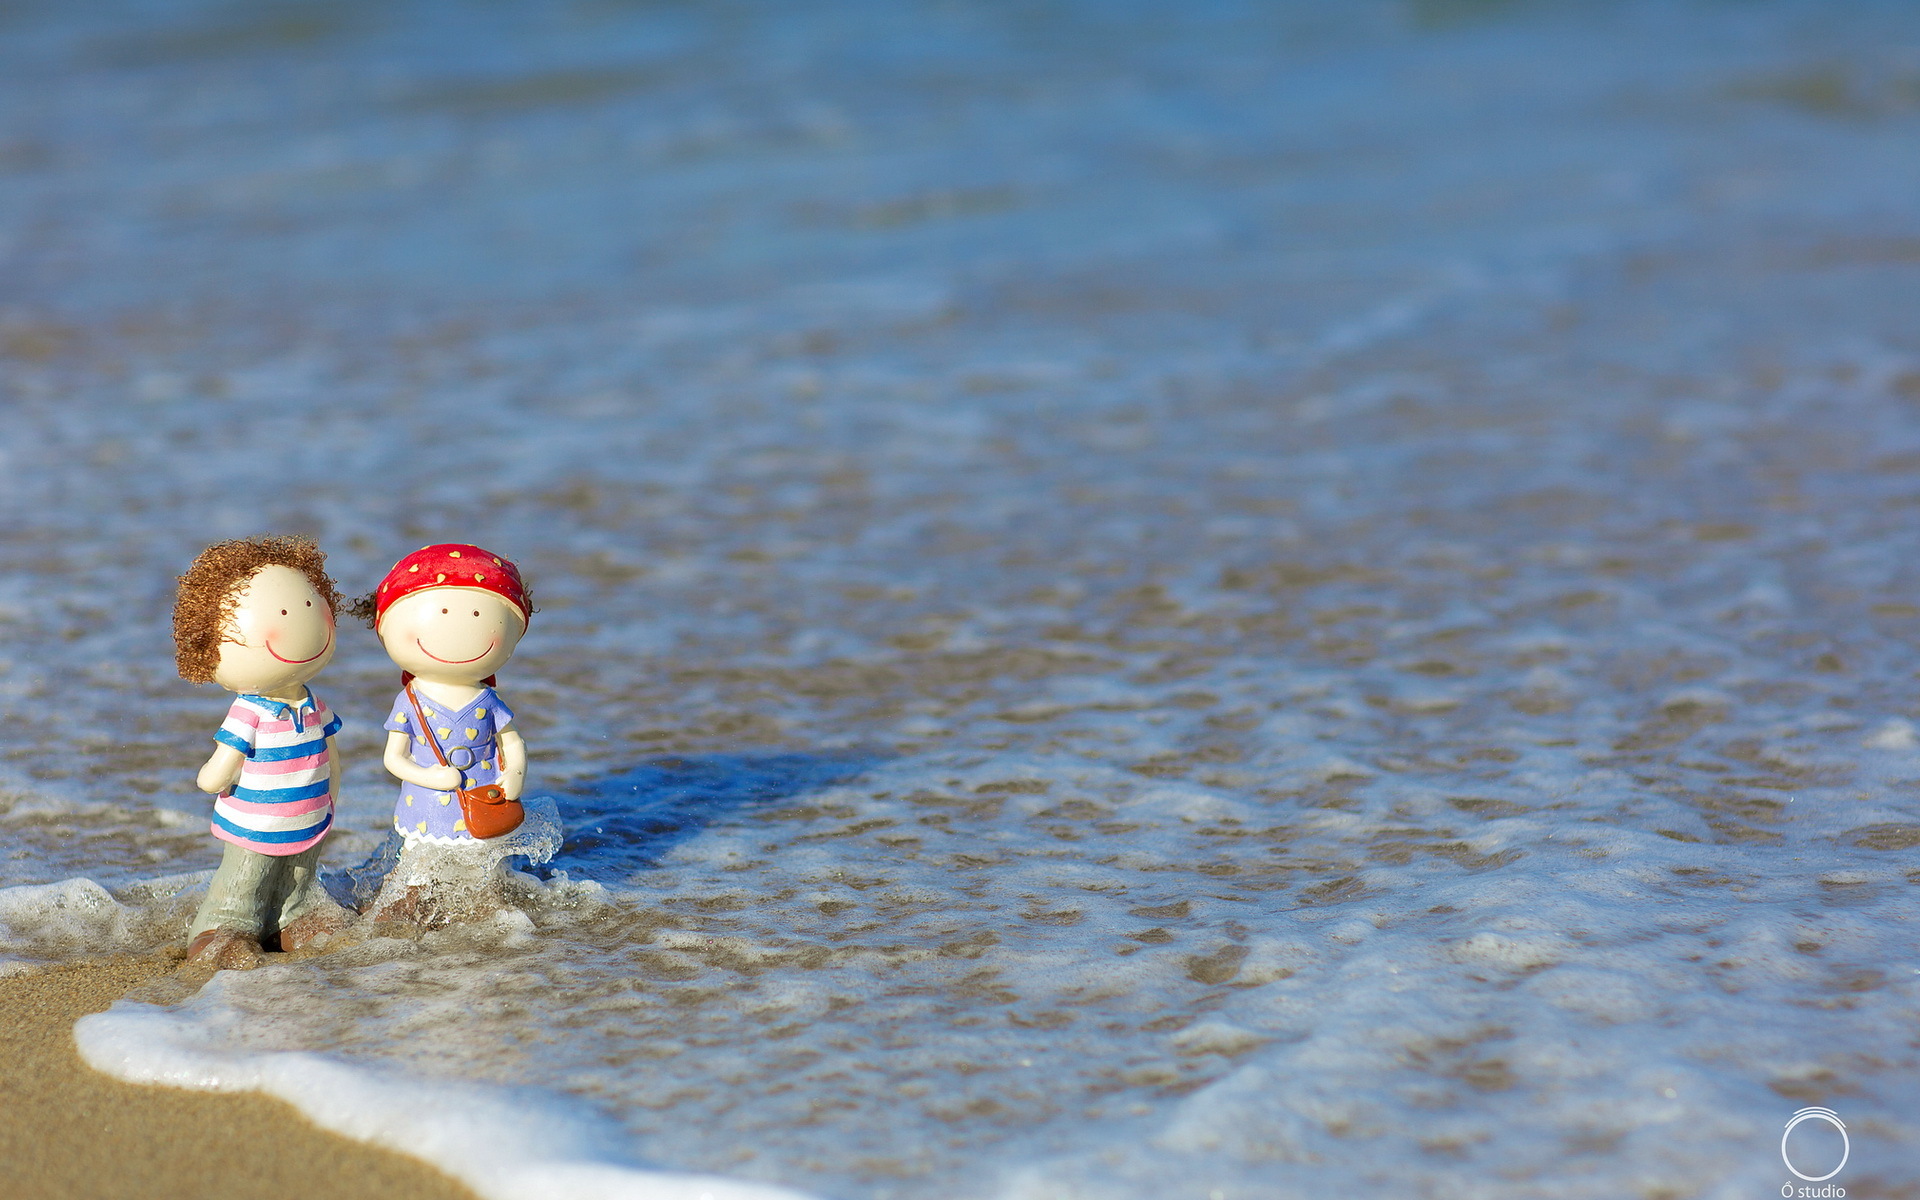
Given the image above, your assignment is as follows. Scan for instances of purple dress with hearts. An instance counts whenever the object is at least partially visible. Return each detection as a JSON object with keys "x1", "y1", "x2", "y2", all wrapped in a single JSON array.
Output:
[{"x1": 384, "y1": 686, "x2": 515, "y2": 843}]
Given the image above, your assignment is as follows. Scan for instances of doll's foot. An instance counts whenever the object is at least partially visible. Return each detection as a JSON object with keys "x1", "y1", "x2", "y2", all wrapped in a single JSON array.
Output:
[
  {"x1": 277, "y1": 904, "x2": 356, "y2": 953},
  {"x1": 369, "y1": 884, "x2": 441, "y2": 935},
  {"x1": 184, "y1": 928, "x2": 263, "y2": 971}
]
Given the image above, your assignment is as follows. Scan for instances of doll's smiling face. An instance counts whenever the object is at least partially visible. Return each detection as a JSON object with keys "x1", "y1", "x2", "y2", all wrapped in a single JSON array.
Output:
[
  {"x1": 379, "y1": 587, "x2": 525, "y2": 684},
  {"x1": 211, "y1": 564, "x2": 337, "y2": 697}
]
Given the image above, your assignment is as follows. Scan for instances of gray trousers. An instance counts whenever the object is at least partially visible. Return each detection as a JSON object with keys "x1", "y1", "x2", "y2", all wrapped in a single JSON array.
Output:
[{"x1": 188, "y1": 840, "x2": 331, "y2": 939}]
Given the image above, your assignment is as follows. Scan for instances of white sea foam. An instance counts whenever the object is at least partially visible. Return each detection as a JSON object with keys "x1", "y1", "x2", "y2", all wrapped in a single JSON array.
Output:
[
  {"x1": 75, "y1": 1004, "x2": 820, "y2": 1200},
  {"x1": 0, "y1": 873, "x2": 205, "y2": 969}
]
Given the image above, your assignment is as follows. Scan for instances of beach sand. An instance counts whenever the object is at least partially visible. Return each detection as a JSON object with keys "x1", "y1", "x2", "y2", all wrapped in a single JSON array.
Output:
[{"x1": 0, "y1": 954, "x2": 479, "y2": 1200}]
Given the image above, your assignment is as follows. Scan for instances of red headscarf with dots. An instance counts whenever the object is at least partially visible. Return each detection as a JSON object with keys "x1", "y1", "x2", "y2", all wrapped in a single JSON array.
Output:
[{"x1": 373, "y1": 544, "x2": 529, "y2": 629}]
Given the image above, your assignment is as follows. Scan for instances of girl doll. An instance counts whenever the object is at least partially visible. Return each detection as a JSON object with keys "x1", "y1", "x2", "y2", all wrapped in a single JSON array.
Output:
[
  {"x1": 357, "y1": 544, "x2": 531, "y2": 925},
  {"x1": 173, "y1": 536, "x2": 356, "y2": 969}
]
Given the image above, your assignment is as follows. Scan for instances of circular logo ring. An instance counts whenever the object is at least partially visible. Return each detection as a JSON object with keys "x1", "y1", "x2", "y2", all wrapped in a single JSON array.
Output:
[{"x1": 1781, "y1": 1107, "x2": 1849, "y2": 1183}]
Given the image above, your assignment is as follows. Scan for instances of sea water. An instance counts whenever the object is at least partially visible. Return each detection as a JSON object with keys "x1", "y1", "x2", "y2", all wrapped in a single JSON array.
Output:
[{"x1": 3, "y1": 0, "x2": 1920, "y2": 1196}]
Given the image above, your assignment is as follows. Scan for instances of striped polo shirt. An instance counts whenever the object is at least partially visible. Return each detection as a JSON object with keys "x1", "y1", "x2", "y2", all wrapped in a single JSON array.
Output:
[{"x1": 211, "y1": 690, "x2": 341, "y2": 856}]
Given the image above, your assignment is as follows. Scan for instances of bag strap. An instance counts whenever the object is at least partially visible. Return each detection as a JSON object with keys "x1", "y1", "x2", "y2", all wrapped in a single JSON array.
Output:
[{"x1": 403, "y1": 682, "x2": 453, "y2": 771}]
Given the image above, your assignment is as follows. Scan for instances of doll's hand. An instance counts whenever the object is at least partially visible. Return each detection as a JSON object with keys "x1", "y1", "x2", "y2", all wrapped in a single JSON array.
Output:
[
  {"x1": 423, "y1": 765, "x2": 462, "y2": 791},
  {"x1": 196, "y1": 764, "x2": 240, "y2": 794},
  {"x1": 196, "y1": 747, "x2": 244, "y2": 795}
]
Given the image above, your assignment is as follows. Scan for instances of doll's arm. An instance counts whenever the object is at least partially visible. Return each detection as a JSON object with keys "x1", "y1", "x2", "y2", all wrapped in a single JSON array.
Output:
[
  {"x1": 326, "y1": 734, "x2": 342, "y2": 802},
  {"x1": 382, "y1": 731, "x2": 461, "y2": 791},
  {"x1": 498, "y1": 729, "x2": 527, "y2": 801},
  {"x1": 196, "y1": 745, "x2": 245, "y2": 795}
]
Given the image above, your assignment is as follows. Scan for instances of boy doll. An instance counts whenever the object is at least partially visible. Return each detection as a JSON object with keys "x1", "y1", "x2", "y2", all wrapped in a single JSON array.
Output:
[{"x1": 173, "y1": 536, "x2": 355, "y2": 969}]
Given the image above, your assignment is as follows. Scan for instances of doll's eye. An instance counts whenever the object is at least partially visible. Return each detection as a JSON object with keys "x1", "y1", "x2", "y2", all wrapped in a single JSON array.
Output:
[
  {"x1": 280, "y1": 609, "x2": 288, "y2": 616},
  {"x1": 441, "y1": 608, "x2": 449, "y2": 614},
  {"x1": 305, "y1": 600, "x2": 312, "y2": 607},
  {"x1": 473, "y1": 610, "x2": 480, "y2": 617}
]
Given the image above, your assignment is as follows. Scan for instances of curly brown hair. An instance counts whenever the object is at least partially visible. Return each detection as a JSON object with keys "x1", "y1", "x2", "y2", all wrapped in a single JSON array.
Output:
[{"x1": 173, "y1": 537, "x2": 342, "y2": 683}]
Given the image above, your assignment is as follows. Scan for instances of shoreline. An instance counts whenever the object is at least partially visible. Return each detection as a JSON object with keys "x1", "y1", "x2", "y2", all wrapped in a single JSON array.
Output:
[{"x1": 0, "y1": 952, "x2": 481, "y2": 1200}]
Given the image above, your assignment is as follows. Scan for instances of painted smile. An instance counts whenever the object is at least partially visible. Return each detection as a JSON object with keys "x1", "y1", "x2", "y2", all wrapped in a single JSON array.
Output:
[
  {"x1": 416, "y1": 637, "x2": 496, "y2": 665},
  {"x1": 266, "y1": 631, "x2": 332, "y2": 665}
]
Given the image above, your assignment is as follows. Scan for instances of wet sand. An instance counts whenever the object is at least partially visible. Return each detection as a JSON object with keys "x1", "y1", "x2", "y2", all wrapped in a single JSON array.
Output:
[{"x1": 0, "y1": 954, "x2": 479, "y2": 1200}]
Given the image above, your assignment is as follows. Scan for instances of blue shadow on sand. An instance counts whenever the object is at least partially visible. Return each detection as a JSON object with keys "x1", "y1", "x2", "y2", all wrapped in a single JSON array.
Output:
[
  {"x1": 324, "y1": 752, "x2": 878, "y2": 906},
  {"x1": 547, "y1": 751, "x2": 880, "y2": 877}
]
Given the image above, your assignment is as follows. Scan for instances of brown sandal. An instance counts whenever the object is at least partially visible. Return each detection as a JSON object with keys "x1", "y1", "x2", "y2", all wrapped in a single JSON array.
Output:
[
  {"x1": 277, "y1": 905, "x2": 355, "y2": 953},
  {"x1": 184, "y1": 928, "x2": 264, "y2": 971}
]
